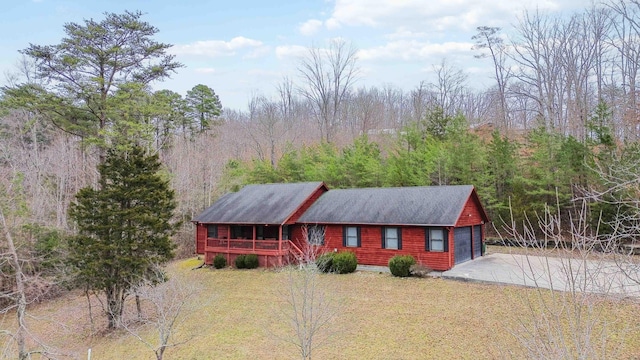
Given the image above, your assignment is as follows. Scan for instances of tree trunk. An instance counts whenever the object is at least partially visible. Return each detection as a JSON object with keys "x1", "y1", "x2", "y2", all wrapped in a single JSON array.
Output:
[
  {"x1": 86, "y1": 289, "x2": 95, "y2": 335},
  {"x1": 106, "y1": 285, "x2": 124, "y2": 329},
  {"x1": 0, "y1": 208, "x2": 28, "y2": 360},
  {"x1": 136, "y1": 292, "x2": 142, "y2": 322}
]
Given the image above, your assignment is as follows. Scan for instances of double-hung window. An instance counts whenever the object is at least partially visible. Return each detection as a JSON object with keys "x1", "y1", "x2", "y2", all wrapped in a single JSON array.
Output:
[
  {"x1": 343, "y1": 226, "x2": 360, "y2": 247},
  {"x1": 427, "y1": 228, "x2": 446, "y2": 252},
  {"x1": 382, "y1": 227, "x2": 401, "y2": 250}
]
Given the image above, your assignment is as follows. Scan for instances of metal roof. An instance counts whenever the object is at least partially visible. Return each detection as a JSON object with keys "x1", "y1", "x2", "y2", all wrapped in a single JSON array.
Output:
[
  {"x1": 298, "y1": 185, "x2": 476, "y2": 226},
  {"x1": 193, "y1": 182, "x2": 325, "y2": 225}
]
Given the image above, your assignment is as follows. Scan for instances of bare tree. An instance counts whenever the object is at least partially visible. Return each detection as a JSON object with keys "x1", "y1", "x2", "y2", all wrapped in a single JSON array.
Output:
[
  {"x1": 0, "y1": 191, "x2": 28, "y2": 360},
  {"x1": 429, "y1": 59, "x2": 468, "y2": 116},
  {"x1": 298, "y1": 39, "x2": 359, "y2": 143},
  {"x1": 0, "y1": 172, "x2": 61, "y2": 359},
  {"x1": 345, "y1": 87, "x2": 384, "y2": 137},
  {"x1": 607, "y1": 0, "x2": 640, "y2": 141},
  {"x1": 274, "y1": 225, "x2": 338, "y2": 360},
  {"x1": 510, "y1": 10, "x2": 567, "y2": 131},
  {"x1": 498, "y1": 197, "x2": 629, "y2": 359},
  {"x1": 123, "y1": 271, "x2": 199, "y2": 360},
  {"x1": 473, "y1": 26, "x2": 511, "y2": 131},
  {"x1": 244, "y1": 93, "x2": 293, "y2": 167}
]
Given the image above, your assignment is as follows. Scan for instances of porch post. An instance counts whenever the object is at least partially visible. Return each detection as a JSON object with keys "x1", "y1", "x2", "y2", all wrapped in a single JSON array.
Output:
[
  {"x1": 253, "y1": 226, "x2": 256, "y2": 251},
  {"x1": 278, "y1": 225, "x2": 283, "y2": 266}
]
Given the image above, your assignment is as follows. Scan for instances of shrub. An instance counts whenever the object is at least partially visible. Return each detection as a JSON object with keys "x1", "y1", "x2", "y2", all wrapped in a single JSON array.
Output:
[
  {"x1": 235, "y1": 254, "x2": 247, "y2": 269},
  {"x1": 316, "y1": 252, "x2": 334, "y2": 273},
  {"x1": 213, "y1": 254, "x2": 227, "y2": 269},
  {"x1": 244, "y1": 254, "x2": 259, "y2": 269},
  {"x1": 332, "y1": 251, "x2": 357, "y2": 274},
  {"x1": 389, "y1": 255, "x2": 416, "y2": 277},
  {"x1": 409, "y1": 263, "x2": 432, "y2": 278}
]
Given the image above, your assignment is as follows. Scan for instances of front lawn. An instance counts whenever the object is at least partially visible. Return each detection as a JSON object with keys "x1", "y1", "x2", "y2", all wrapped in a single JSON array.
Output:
[{"x1": 3, "y1": 258, "x2": 640, "y2": 359}]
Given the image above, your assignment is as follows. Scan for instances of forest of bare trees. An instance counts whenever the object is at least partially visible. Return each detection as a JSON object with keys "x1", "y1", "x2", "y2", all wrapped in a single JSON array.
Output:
[{"x1": 1, "y1": 1, "x2": 639, "y2": 250}]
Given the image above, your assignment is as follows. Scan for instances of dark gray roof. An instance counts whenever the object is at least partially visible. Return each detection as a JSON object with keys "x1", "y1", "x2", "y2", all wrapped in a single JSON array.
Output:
[
  {"x1": 193, "y1": 182, "x2": 325, "y2": 225},
  {"x1": 298, "y1": 185, "x2": 476, "y2": 226}
]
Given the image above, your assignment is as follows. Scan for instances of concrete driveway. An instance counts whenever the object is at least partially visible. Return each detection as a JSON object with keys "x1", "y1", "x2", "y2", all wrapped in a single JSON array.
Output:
[{"x1": 442, "y1": 253, "x2": 640, "y2": 297}]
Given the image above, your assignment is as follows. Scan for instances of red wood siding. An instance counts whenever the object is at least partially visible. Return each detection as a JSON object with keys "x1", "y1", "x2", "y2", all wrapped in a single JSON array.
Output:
[
  {"x1": 456, "y1": 195, "x2": 485, "y2": 227},
  {"x1": 285, "y1": 186, "x2": 328, "y2": 224},
  {"x1": 321, "y1": 225, "x2": 455, "y2": 271},
  {"x1": 196, "y1": 224, "x2": 206, "y2": 254},
  {"x1": 290, "y1": 225, "x2": 305, "y2": 249}
]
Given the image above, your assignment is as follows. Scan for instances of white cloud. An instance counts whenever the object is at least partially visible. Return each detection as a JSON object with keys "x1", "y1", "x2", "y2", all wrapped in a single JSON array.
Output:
[
  {"x1": 325, "y1": 18, "x2": 341, "y2": 30},
  {"x1": 275, "y1": 45, "x2": 308, "y2": 59},
  {"x1": 326, "y1": 0, "x2": 582, "y2": 32},
  {"x1": 172, "y1": 36, "x2": 265, "y2": 57},
  {"x1": 299, "y1": 19, "x2": 323, "y2": 36},
  {"x1": 244, "y1": 46, "x2": 271, "y2": 59},
  {"x1": 194, "y1": 67, "x2": 216, "y2": 74},
  {"x1": 385, "y1": 27, "x2": 429, "y2": 40},
  {"x1": 358, "y1": 40, "x2": 474, "y2": 62}
]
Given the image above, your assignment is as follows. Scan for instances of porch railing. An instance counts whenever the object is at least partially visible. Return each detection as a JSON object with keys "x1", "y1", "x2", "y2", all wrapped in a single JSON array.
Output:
[{"x1": 206, "y1": 238, "x2": 290, "y2": 252}]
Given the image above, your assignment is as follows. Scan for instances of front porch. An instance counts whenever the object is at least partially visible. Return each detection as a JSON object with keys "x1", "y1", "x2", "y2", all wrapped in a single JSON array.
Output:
[{"x1": 201, "y1": 224, "x2": 304, "y2": 267}]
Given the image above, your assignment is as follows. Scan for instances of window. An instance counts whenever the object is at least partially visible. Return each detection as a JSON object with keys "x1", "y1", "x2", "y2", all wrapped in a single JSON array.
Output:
[
  {"x1": 307, "y1": 225, "x2": 325, "y2": 245},
  {"x1": 283, "y1": 225, "x2": 290, "y2": 240},
  {"x1": 382, "y1": 227, "x2": 401, "y2": 250},
  {"x1": 231, "y1": 225, "x2": 252, "y2": 239},
  {"x1": 428, "y1": 228, "x2": 445, "y2": 252},
  {"x1": 207, "y1": 225, "x2": 218, "y2": 238},
  {"x1": 343, "y1": 226, "x2": 360, "y2": 247}
]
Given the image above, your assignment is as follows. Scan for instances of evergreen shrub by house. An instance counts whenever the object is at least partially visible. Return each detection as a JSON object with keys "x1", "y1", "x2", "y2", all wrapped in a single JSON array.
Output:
[
  {"x1": 235, "y1": 255, "x2": 247, "y2": 269},
  {"x1": 389, "y1": 255, "x2": 416, "y2": 277},
  {"x1": 244, "y1": 254, "x2": 259, "y2": 269},
  {"x1": 316, "y1": 252, "x2": 334, "y2": 273},
  {"x1": 331, "y1": 251, "x2": 358, "y2": 274},
  {"x1": 213, "y1": 254, "x2": 226, "y2": 269}
]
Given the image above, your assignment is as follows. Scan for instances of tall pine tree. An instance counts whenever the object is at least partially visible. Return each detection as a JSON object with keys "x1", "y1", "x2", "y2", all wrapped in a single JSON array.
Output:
[{"x1": 68, "y1": 146, "x2": 178, "y2": 329}]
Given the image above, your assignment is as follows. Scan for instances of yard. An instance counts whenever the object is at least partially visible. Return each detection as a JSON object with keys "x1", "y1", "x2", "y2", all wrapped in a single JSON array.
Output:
[{"x1": 3, "y1": 256, "x2": 640, "y2": 359}]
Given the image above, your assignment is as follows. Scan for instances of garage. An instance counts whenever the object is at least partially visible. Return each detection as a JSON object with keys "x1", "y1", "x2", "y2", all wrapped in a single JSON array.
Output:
[
  {"x1": 473, "y1": 225, "x2": 482, "y2": 258},
  {"x1": 454, "y1": 226, "x2": 472, "y2": 264}
]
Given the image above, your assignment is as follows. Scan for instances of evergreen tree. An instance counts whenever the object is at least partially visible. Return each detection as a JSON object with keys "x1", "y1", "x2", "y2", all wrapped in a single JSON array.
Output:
[
  {"x1": 186, "y1": 84, "x2": 222, "y2": 133},
  {"x1": 340, "y1": 136, "x2": 384, "y2": 188},
  {"x1": 68, "y1": 146, "x2": 178, "y2": 329},
  {"x1": 386, "y1": 123, "x2": 437, "y2": 186},
  {"x1": 484, "y1": 131, "x2": 519, "y2": 220},
  {"x1": 2, "y1": 11, "x2": 182, "y2": 152}
]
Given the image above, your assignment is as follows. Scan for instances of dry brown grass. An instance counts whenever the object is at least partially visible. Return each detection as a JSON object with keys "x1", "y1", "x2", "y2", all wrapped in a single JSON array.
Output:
[{"x1": 2, "y1": 257, "x2": 640, "y2": 359}]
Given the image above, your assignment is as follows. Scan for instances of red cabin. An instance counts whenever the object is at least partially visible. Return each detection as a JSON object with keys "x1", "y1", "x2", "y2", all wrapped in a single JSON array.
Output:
[{"x1": 193, "y1": 182, "x2": 489, "y2": 271}]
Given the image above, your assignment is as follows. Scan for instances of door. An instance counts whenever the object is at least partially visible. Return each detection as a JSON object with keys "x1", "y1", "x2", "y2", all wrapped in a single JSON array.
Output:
[
  {"x1": 454, "y1": 227, "x2": 472, "y2": 265},
  {"x1": 473, "y1": 225, "x2": 482, "y2": 259}
]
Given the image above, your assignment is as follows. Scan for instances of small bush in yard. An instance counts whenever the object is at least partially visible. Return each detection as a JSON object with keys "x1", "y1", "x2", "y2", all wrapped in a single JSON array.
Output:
[
  {"x1": 244, "y1": 254, "x2": 259, "y2": 269},
  {"x1": 235, "y1": 255, "x2": 247, "y2": 269},
  {"x1": 389, "y1": 255, "x2": 416, "y2": 277},
  {"x1": 409, "y1": 263, "x2": 432, "y2": 278},
  {"x1": 213, "y1": 254, "x2": 227, "y2": 269},
  {"x1": 331, "y1": 251, "x2": 357, "y2": 274},
  {"x1": 316, "y1": 252, "x2": 334, "y2": 273}
]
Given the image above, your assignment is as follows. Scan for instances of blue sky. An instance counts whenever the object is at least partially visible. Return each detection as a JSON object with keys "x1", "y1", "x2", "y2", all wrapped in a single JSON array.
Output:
[{"x1": 1, "y1": 0, "x2": 586, "y2": 110}]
